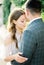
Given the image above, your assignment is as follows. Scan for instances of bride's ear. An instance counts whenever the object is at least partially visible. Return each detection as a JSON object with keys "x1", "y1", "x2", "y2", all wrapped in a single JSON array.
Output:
[{"x1": 13, "y1": 20, "x2": 17, "y2": 24}]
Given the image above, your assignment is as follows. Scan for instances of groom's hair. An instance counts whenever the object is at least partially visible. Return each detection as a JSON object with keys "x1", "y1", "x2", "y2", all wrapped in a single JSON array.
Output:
[{"x1": 26, "y1": 0, "x2": 41, "y2": 13}]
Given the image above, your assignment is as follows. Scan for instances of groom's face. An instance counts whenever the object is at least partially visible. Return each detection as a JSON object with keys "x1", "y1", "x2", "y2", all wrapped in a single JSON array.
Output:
[{"x1": 25, "y1": 9, "x2": 30, "y2": 20}]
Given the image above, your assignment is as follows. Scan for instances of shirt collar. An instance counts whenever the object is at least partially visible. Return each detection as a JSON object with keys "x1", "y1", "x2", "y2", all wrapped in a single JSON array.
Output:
[{"x1": 29, "y1": 17, "x2": 42, "y2": 24}]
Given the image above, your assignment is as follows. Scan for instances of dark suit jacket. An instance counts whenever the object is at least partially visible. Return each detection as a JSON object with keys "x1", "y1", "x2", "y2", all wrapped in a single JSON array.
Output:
[{"x1": 11, "y1": 18, "x2": 44, "y2": 65}]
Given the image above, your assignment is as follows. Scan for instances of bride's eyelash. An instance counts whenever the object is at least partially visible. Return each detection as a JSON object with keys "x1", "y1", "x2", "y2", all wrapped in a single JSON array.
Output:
[{"x1": 21, "y1": 21, "x2": 24, "y2": 23}]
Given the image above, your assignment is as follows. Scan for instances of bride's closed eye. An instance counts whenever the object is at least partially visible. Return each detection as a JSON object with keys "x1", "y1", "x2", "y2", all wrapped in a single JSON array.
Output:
[{"x1": 21, "y1": 21, "x2": 24, "y2": 23}]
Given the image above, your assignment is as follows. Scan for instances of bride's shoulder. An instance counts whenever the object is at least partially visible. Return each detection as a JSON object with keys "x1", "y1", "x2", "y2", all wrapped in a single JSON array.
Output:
[{"x1": 4, "y1": 32, "x2": 12, "y2": 46}]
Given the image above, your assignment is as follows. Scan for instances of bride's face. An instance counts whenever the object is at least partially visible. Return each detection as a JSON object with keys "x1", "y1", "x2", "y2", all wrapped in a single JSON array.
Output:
[{"x1": 16, "y1": 14, "x2": 26, "y2": 30}]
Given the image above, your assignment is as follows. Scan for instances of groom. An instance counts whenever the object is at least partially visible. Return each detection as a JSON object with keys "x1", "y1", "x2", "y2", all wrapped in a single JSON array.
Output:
[{"x1": 11, "y1": 0, "x2": 44, "y2": 65}]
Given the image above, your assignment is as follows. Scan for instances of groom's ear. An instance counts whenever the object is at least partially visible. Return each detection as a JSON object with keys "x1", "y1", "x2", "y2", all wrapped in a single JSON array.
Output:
[{"x1": 26, "y1": 9, "x2": 30, "y2": 16}]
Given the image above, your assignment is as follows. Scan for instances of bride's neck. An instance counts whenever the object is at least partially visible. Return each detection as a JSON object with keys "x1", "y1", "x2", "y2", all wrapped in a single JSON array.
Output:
[{"x1": 16, "y1": 27, "x2": 22, "y2": 35}]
